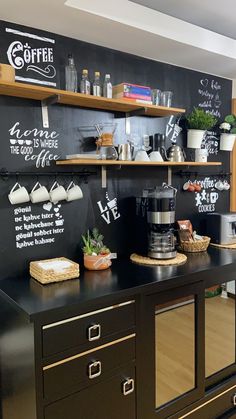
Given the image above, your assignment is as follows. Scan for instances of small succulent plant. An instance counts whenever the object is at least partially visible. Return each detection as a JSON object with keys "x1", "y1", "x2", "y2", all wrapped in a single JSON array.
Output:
[{"x1": 82, "y1": 228, "x2": 110, "y2": 256}]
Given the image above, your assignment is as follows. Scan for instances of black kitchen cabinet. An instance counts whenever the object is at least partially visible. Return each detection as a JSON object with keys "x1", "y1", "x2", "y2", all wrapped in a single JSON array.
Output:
[{"x1": 1, "y1": 251, "x2": 236, "y2": 418}]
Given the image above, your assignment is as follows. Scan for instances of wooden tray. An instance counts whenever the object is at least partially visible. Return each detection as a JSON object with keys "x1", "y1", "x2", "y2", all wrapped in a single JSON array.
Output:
[{"x1": 30, "y1": 257, "x2": 80, "y2": 285}]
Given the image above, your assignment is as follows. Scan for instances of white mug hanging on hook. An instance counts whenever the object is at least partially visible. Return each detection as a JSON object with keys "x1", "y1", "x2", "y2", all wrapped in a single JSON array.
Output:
[
  {"x1": 30, "y1": 181, "x2": 50, "y2": 203},
  {"x1": 49, "y1": 181, "x2": 67, "y2": 204},
  {"x1": 66, "y1": 181, "x2": 83, "y2": 202},
  {"x1": 8, "y1": 182, "x2": 30, "y2": 205}
]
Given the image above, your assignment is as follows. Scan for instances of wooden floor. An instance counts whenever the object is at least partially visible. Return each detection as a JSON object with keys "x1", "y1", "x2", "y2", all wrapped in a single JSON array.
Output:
[{"x1": 155, "y1": 295, "x2": 235, "y2": 408}]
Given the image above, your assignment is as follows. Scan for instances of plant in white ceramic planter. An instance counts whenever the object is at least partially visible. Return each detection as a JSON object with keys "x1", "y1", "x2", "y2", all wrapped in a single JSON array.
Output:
[
  {"x1": 186, "y1": 108, "x2": 217, "y2": 149},
  {"x1": 219, "y1": 115, "x2": 236, "y2": 151}
]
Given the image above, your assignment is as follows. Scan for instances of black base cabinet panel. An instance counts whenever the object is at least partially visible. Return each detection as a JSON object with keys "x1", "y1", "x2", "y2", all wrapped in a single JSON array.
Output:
[
  {"x1": 171, "y1": 382, "x2": 236, "y2": 419},
  {"x1": 44, "y1": 365, "x2": 136, "y2": 419}
]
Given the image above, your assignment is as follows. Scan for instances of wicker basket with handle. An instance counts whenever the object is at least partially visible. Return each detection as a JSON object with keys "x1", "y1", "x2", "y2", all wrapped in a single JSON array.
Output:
[
  {"x1": 30, "y1": 257, "x2": 80, "y2": 285},
  {"x1": 179, "y1": 236, "x2": 211, "y2": 253}
]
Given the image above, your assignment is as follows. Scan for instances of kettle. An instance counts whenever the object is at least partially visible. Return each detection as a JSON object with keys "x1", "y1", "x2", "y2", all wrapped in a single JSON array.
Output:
[
  {"x1": 167, "y1": 145, "x2": 186, "y2": 162},
  {"x1": 118, "y1": 143, "x2": 134, "y2": 161}
]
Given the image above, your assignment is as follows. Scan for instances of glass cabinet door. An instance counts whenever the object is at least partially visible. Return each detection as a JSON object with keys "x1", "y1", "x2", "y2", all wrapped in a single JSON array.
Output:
[
  {"x1": 138, "y1": 283, "x2": 204, "y2": 419},
  {"x1": 155, "y1": 295, "x2": 195, "y2": 408},
  {"x1": 205, "y1": 281, "x2": 236, "y2": 385}
]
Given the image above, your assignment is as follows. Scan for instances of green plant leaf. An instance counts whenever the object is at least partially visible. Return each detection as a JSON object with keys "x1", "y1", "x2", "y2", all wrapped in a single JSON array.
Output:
[{"x1": 186, "y1": 108, "x2": 217, "y2": 130}]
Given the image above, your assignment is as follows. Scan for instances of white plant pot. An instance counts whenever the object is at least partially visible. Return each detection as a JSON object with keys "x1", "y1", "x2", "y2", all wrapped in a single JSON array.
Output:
[
  {"x1": 220, "y1": 133, "x2": 235, "y2": 151},
  {"x1": 187, "y1": 129, "x2": 205, "y2": 149}
]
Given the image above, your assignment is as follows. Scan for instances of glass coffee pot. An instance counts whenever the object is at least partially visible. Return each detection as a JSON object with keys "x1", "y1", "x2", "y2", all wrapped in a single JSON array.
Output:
[{"x1": 95, "y1": 123, "x2": 118, "y2": 160}]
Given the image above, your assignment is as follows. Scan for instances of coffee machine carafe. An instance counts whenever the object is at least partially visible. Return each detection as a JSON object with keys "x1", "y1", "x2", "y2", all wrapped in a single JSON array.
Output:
[{"x1": 145, "y1": 184, "x2": 177, "y2": 259}]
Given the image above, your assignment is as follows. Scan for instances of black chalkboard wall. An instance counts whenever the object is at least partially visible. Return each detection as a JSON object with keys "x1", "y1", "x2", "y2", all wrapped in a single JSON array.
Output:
[{"x1": 0, "y1": 20, "x2": 232, "y2": 280}]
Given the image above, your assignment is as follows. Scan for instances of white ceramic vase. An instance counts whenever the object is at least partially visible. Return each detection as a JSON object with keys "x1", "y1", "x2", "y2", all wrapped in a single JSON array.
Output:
[
  {"x1": 187, "y1": 129, "x2": 205, "y2": 149},
  {"x1": 220, "y1": 133, "x2": 235, "y2": 151}
]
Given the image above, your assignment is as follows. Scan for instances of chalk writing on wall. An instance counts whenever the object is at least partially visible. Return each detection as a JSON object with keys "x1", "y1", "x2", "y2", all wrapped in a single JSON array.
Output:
[
  {"x1": 9, "y1": 121, "x2": 60, "y2": 167},
  {"x1": 166, "y1": 116, "x2": 182, "y2": 143},
  {"x1": 14, "y1": 202, "x2": 64, "y2": 249},
  {"x1": 192, "y1": 177, "x2": 219, "y2": 213},
  {"x1": 5, "y1": 27, "x2": 57, "y2": 86},
  {"x1": 97, "y1": 192, "x2": 121, "y2": 224}
]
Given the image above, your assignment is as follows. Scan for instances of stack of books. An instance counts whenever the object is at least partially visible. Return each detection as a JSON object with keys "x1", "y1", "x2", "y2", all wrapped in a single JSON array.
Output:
[{"x1": 113, "y1": 83, "x2": 152, "y2": 104}]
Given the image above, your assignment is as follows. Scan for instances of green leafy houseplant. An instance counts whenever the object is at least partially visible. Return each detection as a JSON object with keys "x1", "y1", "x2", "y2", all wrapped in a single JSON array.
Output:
[
  {"x1": 220, "y1": 115, "x2": 236, "y2": 134},
  {"x1": 82, "y1": 228, "x2": 110, "y2": 256},
  {"x1": 186, "y1": 108, "x2": 218, "y2": 130},
  {"x1": 219, "y1": 114, "x2": 236, "y2": 151}
]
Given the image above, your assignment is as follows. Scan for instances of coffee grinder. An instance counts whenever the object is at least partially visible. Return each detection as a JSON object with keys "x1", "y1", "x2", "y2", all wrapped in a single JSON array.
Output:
[{"x1": 136, "y1": 184, "x2": 177, "y2": 259}]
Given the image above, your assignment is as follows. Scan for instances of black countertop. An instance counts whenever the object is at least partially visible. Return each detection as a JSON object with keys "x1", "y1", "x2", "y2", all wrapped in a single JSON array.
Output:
[{"x1": 0, "y1": 247, "x2": 236, "y2": 321}]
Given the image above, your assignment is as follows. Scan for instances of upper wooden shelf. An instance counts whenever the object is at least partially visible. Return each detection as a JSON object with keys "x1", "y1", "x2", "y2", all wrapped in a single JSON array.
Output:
[
  {"x1": 0, "y1": 81, "x2": 185, "y2": 116},
  {"x1": 56, "y1": 159, "x2": 222, "y2": 167}
]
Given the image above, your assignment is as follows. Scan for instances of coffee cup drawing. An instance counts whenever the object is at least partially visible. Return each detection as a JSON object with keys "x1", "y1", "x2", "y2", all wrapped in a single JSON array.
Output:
[
  {"x1": 8, "y1": 182, "x2": 30, "y2": 205},
  {"x1": 66, "y1": 181, "x2": 83, "y2": 202},
  {"x1": 49, "y1": 181, "x2": 67, "y2": 204},
  {"x1": 210, "y1": 192, "x2": 219, "y2": 204},
  {"x1": 30, "y1": 181, "x2": 50, "y2": 204},
  {"x1": 10, "y1": 139, "x2": 17, "y2": 145},
  {"x1": 18, "y1": 140, "x2": 24, "y2": 145}
]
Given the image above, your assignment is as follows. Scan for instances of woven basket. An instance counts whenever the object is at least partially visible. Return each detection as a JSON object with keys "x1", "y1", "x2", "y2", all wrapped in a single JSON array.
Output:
[
  {"x1": 179, "y1": 236, "x2": 211, "y2": 253},
  {"x1": 30, "y1": 257, "x2": 80, "y2": 285}
]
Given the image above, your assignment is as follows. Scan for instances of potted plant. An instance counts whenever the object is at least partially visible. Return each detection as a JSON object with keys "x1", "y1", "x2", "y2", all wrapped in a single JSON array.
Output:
[
  {"x1": 186, "y1": 108, "x2": 217, "y2": 149},
  {"x1": 219, "y1": 115, "x2": 236, "y2": 151},
  {"x1": 82, "y1": 228, "x2": 112, "y2": 270}
]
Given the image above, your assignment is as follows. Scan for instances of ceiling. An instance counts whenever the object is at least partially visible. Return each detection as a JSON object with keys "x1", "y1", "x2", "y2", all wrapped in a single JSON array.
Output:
[
  {"x1": 0, "y1": 0, "x2": 236, "y2": 79},
  {"x1": 131, "y1": 0, "x2": 236, "y2": 40}
]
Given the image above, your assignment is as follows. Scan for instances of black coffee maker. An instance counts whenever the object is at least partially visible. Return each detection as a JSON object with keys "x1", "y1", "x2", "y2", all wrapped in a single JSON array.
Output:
[{"x1": 135, "y1": 184, "x2": 177, "y2": 259}]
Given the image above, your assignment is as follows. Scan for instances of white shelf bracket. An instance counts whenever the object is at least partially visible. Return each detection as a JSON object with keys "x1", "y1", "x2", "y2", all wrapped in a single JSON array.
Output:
[
  {"x1": 101, "y1": 165, "x2": 107, "y2": 189},
  {"x1": 41, "y1": 101, "x2": 49, "y2": 128},
  {"x1": 167, "y1": 167, "x2": 172, "y2": 185}
]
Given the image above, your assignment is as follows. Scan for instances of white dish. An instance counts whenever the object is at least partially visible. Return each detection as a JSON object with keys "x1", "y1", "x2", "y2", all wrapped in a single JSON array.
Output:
[{"x1": 66, "y1": 154, "x2": 100, "y2": 160}]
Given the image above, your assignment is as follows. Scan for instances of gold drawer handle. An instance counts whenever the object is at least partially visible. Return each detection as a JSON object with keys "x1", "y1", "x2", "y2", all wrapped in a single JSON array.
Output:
[
  {"x1": 122, "y1": 378, "x2": 135, "y2": 396},
  {"x1": 88, "y1": 361, "x2": 102, "y2": 379},
  {"x1": 88, "y1": 324, "x2": 101, "y2": 341}
]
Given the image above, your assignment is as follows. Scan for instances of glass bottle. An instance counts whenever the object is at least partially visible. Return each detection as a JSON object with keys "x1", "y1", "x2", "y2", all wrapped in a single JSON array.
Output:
[
  {"x1": 103, "y1": 74, "x2": 112, "y2": 98},
  {"x1": 65, "y1": 54, "x2": 77, "y2": 92},
  {"x1": 93, "y1": 71, "x2": 101, "y2": 96},
  {"x1": 80, "y1": 69, "x2": 91, "y2": 95}
]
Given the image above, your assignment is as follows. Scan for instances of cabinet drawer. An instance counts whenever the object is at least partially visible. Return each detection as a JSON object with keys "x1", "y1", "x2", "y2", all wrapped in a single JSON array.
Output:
[
  {"x1": 44, "y1": 364, "x2": 136, "y2": 419},
  {"x1": 43, "y1": 334, "x2": 135, "y2": 402},
  {"x1": 180, "y1": 385, "x2": 236, "y2": 419},
  {"x1": 42, "y1": 301, "x2": 135, "y2": 358}
]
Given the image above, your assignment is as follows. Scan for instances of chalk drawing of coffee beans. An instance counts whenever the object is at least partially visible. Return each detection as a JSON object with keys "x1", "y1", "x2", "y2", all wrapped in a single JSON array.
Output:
[{"x1": 10, "y1": 139, "x2": 17, "y2": 145}]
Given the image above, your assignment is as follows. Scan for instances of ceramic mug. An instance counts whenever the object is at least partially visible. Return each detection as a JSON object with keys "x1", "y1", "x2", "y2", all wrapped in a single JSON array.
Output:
[
  {"x1": 223, "y1": 180, "x2": 230, "y2": 191},
  {"x1": 49, "y1": 181, "x2": 67, "y2": 203},
  {"x1": 215, "y1": 180, "x2": 224, "y2": 191},
  {"x1": 135, "y1": 150, "x2": 150, "y2": 162},
  {"x1": 66, "y1": 181, "x2": 83, "y2": 202},
  {"x1": 195, "y1": 148, "x2": 208, "y2": 162},
  {"x1": 8, "y1": 182, "x2": 30, "y2": 205},
  {"x1": 30, "y1": 181, "x2": 50, "y2": 203},
  {"x1": 149, "y1": 151, "x2": 163, "y2": 162}
]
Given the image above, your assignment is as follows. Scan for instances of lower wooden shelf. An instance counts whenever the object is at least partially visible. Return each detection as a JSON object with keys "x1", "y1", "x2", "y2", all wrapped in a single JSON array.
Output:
[{"x1": 56, "y1": 159, "x2": 222, "y2": 167}]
